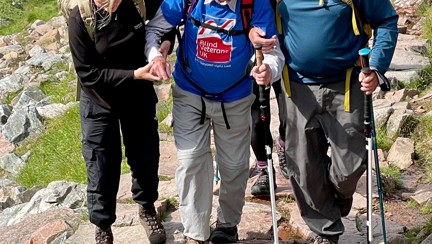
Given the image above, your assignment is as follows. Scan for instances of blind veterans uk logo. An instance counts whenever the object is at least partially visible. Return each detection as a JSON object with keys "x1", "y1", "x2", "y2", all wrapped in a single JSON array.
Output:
[{"x1": 196, "y1": 17, "x2": 235, "y2": 63}]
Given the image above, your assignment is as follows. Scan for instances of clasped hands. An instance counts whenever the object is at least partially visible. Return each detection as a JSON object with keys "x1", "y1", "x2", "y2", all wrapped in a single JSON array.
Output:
[{"x1": 134, "y1": 40, "x2": 172, "y2": 81}]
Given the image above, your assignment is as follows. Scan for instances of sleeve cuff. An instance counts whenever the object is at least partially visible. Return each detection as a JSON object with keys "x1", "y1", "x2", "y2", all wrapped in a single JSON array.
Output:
[{"x1": 147, "y1": 47, "x2": 163, "y2": 62}]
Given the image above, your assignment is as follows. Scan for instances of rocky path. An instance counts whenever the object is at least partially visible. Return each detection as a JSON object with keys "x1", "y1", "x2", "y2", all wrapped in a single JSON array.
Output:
[{"x1": 64, "y1": 90, "x2": 409, "y2": 244}]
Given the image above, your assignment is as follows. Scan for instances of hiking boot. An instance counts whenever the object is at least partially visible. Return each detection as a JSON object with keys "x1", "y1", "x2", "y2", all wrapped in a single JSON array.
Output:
[
  {"x1": 277, "y1": 143, "x2": 289, "y2": 179},
  {"x1": 185, "y1": 236, "x2": 208, "y2": 244},
  {"x1": 209, "y1": 225, "x2": 238, "y2": 243},
  {"x1": 313, "y1": 235, "x2": 339, "y2": 244},
  {"x1": 251, "y1": 168, "x2": 277, "y2": 196},
  {"x1": 336, "y1": 195, "x2": 353, "y2": 217},
  {"x1": 138, "y1": 205, "x2": 166, "y2": 244},
  {"x1": 95, "y1": 226, "x2": 113, "y2": 244}
]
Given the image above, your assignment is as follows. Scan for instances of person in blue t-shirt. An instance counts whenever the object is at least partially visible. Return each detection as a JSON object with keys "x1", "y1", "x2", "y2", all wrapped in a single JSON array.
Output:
[
  {"x1": 249, "y1": 0, "x2": 398, "y2": 243},
  {"x1": 145, "y1": 0, "x2": 284, "y2": 243}
]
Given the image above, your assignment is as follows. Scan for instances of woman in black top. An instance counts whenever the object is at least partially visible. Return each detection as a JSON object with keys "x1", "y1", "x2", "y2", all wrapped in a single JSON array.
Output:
[{"x1": 68, "y1": 0, "x2": 174, "y2": 243}]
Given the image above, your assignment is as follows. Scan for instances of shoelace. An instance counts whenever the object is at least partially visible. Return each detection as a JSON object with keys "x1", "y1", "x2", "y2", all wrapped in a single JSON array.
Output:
[
  {"x1": 96, "y1": 228, "x2": 113, "y2": 243},
  {"x1": 314, "y1": 236, "x2": 332, "y2": 244},
  {"x1": 256, "y1": 170, "x2": 269, "y2": 185},
  {"x1": 141, "y1": 210, "x2": 164, "y2": 233}
]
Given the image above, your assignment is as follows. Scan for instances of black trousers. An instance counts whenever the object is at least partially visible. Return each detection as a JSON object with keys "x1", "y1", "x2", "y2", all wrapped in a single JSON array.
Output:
[
  {"x1": 251, "y1": 79, "x2": 287, "y2": 162},
  {"x1": 80, "y1": 91, "x2": 160, "y2": 229}
]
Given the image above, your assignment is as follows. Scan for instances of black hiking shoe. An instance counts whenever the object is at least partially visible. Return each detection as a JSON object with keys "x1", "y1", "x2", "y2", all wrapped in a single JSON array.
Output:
[
  {"x1": 313, "y1": 235, "x2": 339, "y2": 244},
  {"x1": 138, "y1": 205, "x2": 167, "y2": 244},
  {"x1": 277, "y1": 144, "x2": 289, "y2": 179},
  {"x1": 209, "y1": 225, "x2": 238, "y2": 243},
  {"x1": 95, "y1": 226, "x2": 113, "y2": 244},
  {"x1": 251, "y1": 168, "x2": 277, "y2": 196}
]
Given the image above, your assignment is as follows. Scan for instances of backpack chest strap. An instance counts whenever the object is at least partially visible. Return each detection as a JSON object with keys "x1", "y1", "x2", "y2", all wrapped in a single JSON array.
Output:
[{"x1": 189, "y1": 17, "x2": 247, "y2": 36}]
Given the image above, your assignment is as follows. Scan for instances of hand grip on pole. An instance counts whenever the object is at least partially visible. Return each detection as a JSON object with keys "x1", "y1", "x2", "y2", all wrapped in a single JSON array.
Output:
[
  {"x1": 359, "y1": 48, "x2": 372, "y2": 138},
  {"x1": 255, "y1": 44, "x2": 267, "y2": 122}
]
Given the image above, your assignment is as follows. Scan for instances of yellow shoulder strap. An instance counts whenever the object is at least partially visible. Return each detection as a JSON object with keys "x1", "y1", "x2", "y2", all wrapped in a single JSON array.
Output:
[
  {"x1": 275, "y1": 1, "x2": 291, "y2": 97},
  {"x1": 340, "y1": 0, "x2": 372, "y2": 37},
  {"x1": 340, "y1": 0, "x2": 360, "y2": 35}
]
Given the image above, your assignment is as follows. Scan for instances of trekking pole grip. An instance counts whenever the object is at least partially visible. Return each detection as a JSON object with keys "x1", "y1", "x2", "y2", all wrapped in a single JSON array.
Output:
[
  {"x1": 359, "y1": 48, "x2": 372, "y2": 137},
  {"x1": 255, "y1": 44, "x2": 266, "y2": 106}
]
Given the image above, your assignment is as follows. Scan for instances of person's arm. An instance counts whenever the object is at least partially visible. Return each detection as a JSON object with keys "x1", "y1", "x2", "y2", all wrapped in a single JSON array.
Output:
[
  {"x1": 250, "y1": 0, "x2": 285, "y2": 85},
  {"x1": 68, "y1": 7, "x2": 158, "y2": 86},
  {"x1": 357, "y1": 0, "x2": 398, "y2": 94},
  {"x1": 68, "y1": 7, "x2": 135, "y2": 88},
  {"x1": 360, "y1": 0, "x2": 399, "y2": 74},
  {"x1": 145, "y1": 8, "x2": 176, "y2": 62},
  {"x1": 145, "y1": 0, "x2": 177, "y2": 57}
]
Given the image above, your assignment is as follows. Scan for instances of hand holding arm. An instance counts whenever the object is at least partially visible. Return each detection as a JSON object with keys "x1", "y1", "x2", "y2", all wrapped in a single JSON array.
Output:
[
  {"x1": 159, "y1": 40, "x2": 171, "y2": 59},
  {"x1": 134, "y1": 62, "x2": 162, "y2": 81},
  {"x1": 150, "y1": 56, "x2": 171, "y2": 81},
  {"x1": 249, "y1": 27, "x2": 278, "y2": 54}
]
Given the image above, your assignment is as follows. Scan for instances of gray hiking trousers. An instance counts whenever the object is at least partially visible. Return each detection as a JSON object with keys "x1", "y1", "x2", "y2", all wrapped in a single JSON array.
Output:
[
  {"x1": 172, "y1": 85, "x2": 255, "y2": 241},
  {"x1": 284, "y1": 70, "x2": 367, "y2": 236}
]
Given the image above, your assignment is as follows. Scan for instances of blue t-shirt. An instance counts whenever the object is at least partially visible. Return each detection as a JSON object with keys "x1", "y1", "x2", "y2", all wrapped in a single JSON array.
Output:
[
  {"x1": 278, "y1": 0, "x2": 398, "y2": 83},
  {"x1": 162, "y1": 0, "x2": 278, "y2": 102}
]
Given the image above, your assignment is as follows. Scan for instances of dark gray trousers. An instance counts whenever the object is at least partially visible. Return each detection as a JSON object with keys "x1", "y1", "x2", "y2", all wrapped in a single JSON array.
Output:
[
  {"x1": 284, "y1": 70, "x2": 367, "y2": 236},
  {"x1": 80, "y1": 91, "x2": 160, "y2": 229}
]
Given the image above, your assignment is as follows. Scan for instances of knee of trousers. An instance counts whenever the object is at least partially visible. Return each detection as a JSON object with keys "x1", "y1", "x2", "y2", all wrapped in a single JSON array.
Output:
[{"x1": 177, "y1": 146, "x2": 211, "y2": 160}]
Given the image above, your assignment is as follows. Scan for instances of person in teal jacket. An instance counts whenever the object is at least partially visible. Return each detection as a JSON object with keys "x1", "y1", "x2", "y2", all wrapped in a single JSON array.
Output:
[{"x1": 249, "y1": 0, "x2": 399, "y2": 243}]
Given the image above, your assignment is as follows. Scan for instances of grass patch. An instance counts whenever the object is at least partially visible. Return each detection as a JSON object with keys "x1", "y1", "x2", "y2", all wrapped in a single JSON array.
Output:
[
  {"x1": 0, "y1": 0, "x2": 59, "y2": 35},
  {"x1": 156, "y1": 80, "x2": 173, "y2": 135},
  {"x1": 159, "y1": 175, "x2": 173, "y2": 181},
  {"x1": 403, "y1": 66, "x2": 432, "y2": 92},
  {"x1": 39, "y1": 77, "x2": 77, "y2": 104},
  {"x1": 376, "y1": 124, "x2": 394, "y2": 152},
  {"x1": 158, "y1": 197, "x2": 178, "y2": 222},
  {"x1": 15, "y1": 105, "x2": 85, "y2": 187},
  {"x1": 405, "y1": 216, "x2": 432, "y2": 243},
  {"x1": 410, "y1": 115, "x2": 432, "y2": 181},
  {"x1": 380, "y1": 166, "x2": 402, "y2": 195},
  {"x1": 3, "y1": 88, "x2": 23, "y2": 105},
  {"x1": 15, "y1": 105, "x2": 130, "y2": 188},
  {"x1": 420, "y1": 2, "x2": 432, "y2": 58}
]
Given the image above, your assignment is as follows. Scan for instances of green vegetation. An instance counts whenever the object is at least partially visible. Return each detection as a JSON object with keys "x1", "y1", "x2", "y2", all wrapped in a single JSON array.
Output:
[
  {"x1": 15, "y1": 105, "x2": 131, "y2": 188},
  {"x1": 15, "y1": 105, "x2": 85, "y2": 187},
  {"x1": 2, "y1": 0, "x2": 432, "y2": 241},
  {"x1": 379, "y1": 166, "x2": 402, "y2": 195},
  {"x1": 39, "y1": 65, "x2": 77, "y2": 104},
  {"x1": 0, "y1": 0, "x2": 59, "y2": 35},
  {"x1": 409, "y1": 115, "x2": 432, "y2": 182},
  {"x1": 376, "y1": 124, "x2": 393, "y2": 152}
]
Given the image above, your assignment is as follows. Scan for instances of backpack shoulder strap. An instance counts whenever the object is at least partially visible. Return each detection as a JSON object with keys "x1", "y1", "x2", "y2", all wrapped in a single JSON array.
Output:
[
  {"x1": 240, "y1": 0, "x2": 254, "y2": 31},
  {"x1": 340, "y1": 0, "x2": 372, "y2": 37},
  {"x1": 77, "y1": 0, "x2": 95, "y2": 40},
  {"x1": 133, "y1": 0, "x2": 146, "y2": 22}
]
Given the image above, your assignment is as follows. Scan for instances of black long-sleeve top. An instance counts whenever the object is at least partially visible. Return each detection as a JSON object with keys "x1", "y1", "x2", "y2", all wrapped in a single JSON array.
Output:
[{"x1": 68, "y1": 0, "x2": 174, "y2": 109}]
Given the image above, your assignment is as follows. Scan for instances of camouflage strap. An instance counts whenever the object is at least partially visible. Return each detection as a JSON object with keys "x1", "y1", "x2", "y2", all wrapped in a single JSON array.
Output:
[
  {"x1": 77, "y1": 0, "x2": 95, "y2": 40},
  {"x1": 133, "y1": 0, "x2": 146, "y2": 22}
]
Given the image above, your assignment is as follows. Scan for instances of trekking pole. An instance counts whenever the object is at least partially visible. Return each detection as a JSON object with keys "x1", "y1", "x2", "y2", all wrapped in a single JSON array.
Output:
[
  {"x1": 255, "y1": 44, "x2": 279, "y2": 244},
  {"x1": 359, "y1": 47, "x2": 388, "y2": 243},
  {"x1": 214, "y1": 161, "x2": 220, "y2": 185},
  {"x1": 358, "y1": 48, "x2": 374, "y2": 244},
  {"x1": 371, "y1": 104, "x2": 388, "y2": 244}
]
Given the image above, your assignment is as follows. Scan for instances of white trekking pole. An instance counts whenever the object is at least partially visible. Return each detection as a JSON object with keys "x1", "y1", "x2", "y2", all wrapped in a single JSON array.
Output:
[
  {"x1": 255, "y1": 44, "x2": 279, "y2": 244},
  {"x1": 359, "y1": 48, "x2": 374, "y2": 243}
]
